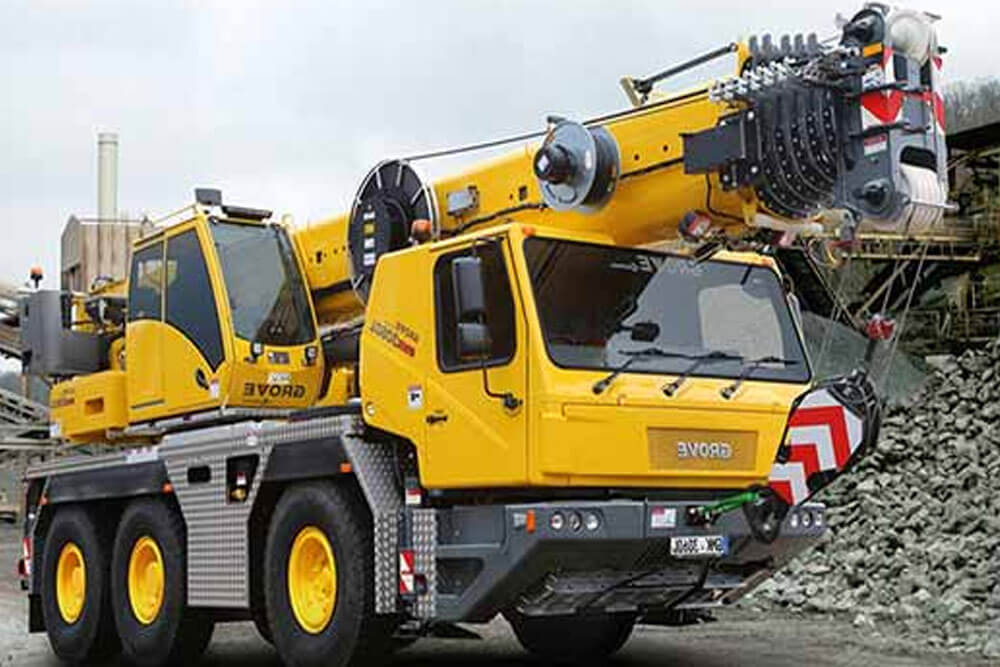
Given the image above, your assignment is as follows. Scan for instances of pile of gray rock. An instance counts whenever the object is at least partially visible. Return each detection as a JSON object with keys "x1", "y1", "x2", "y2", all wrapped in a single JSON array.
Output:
[{"x1": 746, "y1": 343, "x2": 1000, "y2": 657}]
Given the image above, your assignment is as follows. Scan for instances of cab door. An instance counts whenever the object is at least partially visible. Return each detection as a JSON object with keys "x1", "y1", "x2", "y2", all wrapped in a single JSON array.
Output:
[
  {"x1": 126, "y1": 241, "x2": 166, "y2": 419},
  {"x1": 159, "y1": 226, "x2": 228, "y2": 416},
  {"x1": 422, "y1": 239, "x2": 528, "y2": 488}
]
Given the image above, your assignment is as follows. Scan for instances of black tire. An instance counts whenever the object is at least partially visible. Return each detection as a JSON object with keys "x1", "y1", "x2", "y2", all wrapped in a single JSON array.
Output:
[
  {"x1": 506, "y1": 611, "x2": 636, "y2": 664},
  {"x1": 251, "y1": 507, "x2": 274, "y2": 646},
  {"x1": 265, "y1": 481, "x2": 391, "y2": 667},
  {"x1": 252, "y1": 604, "x2": 274, "y2": 645},
  {"x1": 110, "y1": 497, "x2": 215, "y2": 667},
  {"x1": 39, "y1": 505, "x2": 120, "y2": 664}
]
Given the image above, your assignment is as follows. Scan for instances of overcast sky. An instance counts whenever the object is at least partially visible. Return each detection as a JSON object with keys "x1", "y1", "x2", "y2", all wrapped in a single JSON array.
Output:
[{"x1": 1, "y1": 0, "x2": 997, "y2": 295}]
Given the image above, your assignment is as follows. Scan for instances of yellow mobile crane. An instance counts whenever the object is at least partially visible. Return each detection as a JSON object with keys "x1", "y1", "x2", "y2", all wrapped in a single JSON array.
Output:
[{"x1": 19, "y1": 6, "x2": 944, "y2": 666}]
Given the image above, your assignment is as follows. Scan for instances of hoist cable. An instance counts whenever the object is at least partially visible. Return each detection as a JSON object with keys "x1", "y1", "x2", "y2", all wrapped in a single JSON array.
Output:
[
  {"x1": 400, "y1": 89, "x2": 710, "y2": 163},
  {"x1": 815, "y1": 249, "x2": 855, "y2": 374},
  {"x1": 878, "y1": 231, "x2": 933, "y2": 393}
]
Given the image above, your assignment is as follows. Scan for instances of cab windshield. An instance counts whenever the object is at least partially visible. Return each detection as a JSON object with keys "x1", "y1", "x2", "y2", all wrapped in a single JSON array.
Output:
[
  {"x1": 523, "y1": 237, "x2": 810, "y2": 383},
  {"x1": 211, "y1": 221, "x2": 315, "y2": 346}
]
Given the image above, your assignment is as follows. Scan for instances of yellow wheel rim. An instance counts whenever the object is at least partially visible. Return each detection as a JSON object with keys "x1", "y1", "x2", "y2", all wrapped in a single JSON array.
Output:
[
  {"x1": 287, "y1": 526, "x2": 337, "y2": 634},
  {"x1": 128, "y1": 536, "x2": 165, "y2": 625},
  {"x1": 55, "y1": 542, "x2": 86, "y2": 624}
]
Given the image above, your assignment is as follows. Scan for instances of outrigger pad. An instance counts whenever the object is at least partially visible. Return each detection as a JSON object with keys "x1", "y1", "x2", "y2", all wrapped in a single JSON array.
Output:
[{"x1": 768, "y1": 371, "x2": 881, "y2": 506}]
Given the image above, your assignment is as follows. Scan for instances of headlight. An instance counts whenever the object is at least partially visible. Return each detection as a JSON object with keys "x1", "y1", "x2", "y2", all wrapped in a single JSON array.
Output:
[
  {"x1": 569, "y1": 512, "x2": 583, "y2": 532},
  {"x1": 584, "y1": 512, "x2": 601, "y2": 532},
  {"x1": 789, "y1": 512, "x2": 800, "y2": 529},
  {"x1": 550, "y1": 512, "x2": 565, "y2": 531},
  {"x1": 801, "y1": 511, "x2": 813, "y2": 528},
  {"x1": 814, "y1": 512, "x2": 823, "y2": 527}
]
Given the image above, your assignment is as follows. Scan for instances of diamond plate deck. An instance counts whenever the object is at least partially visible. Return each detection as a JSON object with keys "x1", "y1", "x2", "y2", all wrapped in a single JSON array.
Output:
[
  {"x1": 341, "y1": 434, "x2": 403, "y2": 614},
  {"x1": 412, "y1": 508, "x2": 438, "y2": 619}
]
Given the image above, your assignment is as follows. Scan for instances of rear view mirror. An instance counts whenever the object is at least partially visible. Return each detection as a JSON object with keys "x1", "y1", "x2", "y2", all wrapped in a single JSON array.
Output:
[
  {"x1": 452, "y1": 256, "x2": 491, "y2": 359},
  {"x1": 452, "y1": 256, "x2": 485, "y2": 321},
  {"x1": 457, "y1": 322, "x2": 491, "y2": 359}
]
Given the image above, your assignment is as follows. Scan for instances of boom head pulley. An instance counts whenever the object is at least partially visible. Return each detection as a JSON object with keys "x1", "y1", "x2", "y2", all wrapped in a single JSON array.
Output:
[
  {"x1": 682, "y1": 4, "x2": 949, "y2": 236},
  {"x1": 533, "y1": 120, "x2": 620, "y2": 213}
]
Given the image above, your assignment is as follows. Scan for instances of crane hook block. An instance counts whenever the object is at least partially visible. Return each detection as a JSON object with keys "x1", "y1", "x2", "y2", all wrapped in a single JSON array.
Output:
[
  {"x1": 533, "y1": 120, "x2": 620, "y2": 214},
  {"x1": 348, "y1": 159, "x2": 437, "y2": 302}
]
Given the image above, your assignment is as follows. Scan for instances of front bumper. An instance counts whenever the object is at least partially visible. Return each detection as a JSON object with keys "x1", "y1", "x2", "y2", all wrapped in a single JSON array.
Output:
[{"x1": 429, "y1": 497, "x2": 825, "y2": 622}]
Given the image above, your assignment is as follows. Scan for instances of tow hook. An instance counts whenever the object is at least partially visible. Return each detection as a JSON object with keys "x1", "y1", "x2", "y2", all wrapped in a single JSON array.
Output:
[
  {"x1": 686, "y1": 489, "x2": 760, "y2": 526},
  {"x1": 687, "y1": 487, "x2": 788, "y2": 544},
  {"x1": 741, "y1": 488, "x2": 789, "y2": 544}
]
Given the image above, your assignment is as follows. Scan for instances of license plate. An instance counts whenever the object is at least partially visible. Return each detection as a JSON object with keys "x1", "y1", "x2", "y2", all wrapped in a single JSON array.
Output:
[{"x1": 670, "y1": 535, "x2": 728, "y2": 558}]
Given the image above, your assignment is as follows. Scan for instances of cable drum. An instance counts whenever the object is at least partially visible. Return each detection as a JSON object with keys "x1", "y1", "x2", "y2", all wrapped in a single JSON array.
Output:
[{"x1": 347, "y1": 160, "x2": 438, "y2": 302}]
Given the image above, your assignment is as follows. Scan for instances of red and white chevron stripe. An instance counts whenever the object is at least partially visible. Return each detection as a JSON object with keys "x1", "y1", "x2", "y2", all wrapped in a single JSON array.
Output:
[
  {"x1": 859, "y1": 46, "x2": 946, "y2": 136},
  {"x1": 768, "y1": 389, "x2": 864, "y2": 506},
  {"x1": 399, "y1": 549, "x2": 415, "y2": 595}
]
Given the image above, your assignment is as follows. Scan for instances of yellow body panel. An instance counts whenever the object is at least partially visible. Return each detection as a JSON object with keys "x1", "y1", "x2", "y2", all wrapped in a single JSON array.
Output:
[
  {"x1": 125, "y1": 219, "x2": 233, "y2": 423},
  {"x1": 360, "y1": 234, "x2": 530, "y2": 487},
  {"x1": 315, "y1": 366, "x2": 356, "y2": 408},
  {"x1": 430, "y1": 92, "x2": 749, "y2": 245},
  {"x1": 422, "y1": 236, "x2": 528, "y2": 487},
  {"x1": 158, "y1": 323, "x2": 230, "y2": 417},
  {"x1": 227, "y1": 337, "x2": 322, "y2": 410},
  {"x1": 292, "y1": 214, "x2": 363, "y2": 326},
  {"x1": 360, "y1": 224, "x2": 809, "y2": 490},
  {"x1": 359, "y1": 246, "x2": 436, "y2": 450},
  {"x1": 507, "y1": 226, "x2": 807, "y2": 489},
  {"x1": 125, "y1": 319, "x2": 164, "y2": 417},
  {"x1": 50, "y1": 370, "x2": 128, "y2": 442}
]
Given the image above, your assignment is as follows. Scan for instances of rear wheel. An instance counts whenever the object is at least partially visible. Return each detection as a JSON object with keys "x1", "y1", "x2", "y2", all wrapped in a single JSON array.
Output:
[
  {"x1": 265, "y1": 481, "x2": 391, "y2": 667},
  {"x1": 110, "y1": 498, "x2": 214, "y2": 667},
  {"x1": 40, "y1": 506, "x2": 119, "y2": 664},
  {"x1": 506, "y1": 611, "x2": 636, "y2": 663}
]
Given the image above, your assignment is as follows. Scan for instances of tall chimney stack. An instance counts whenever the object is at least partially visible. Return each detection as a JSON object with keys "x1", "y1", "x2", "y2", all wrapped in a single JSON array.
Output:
[{"x1": 97, "y1": 132, "x2": 118, "y2": 221}]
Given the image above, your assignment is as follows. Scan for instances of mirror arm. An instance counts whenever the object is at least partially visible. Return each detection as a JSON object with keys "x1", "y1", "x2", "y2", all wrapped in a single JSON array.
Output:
[{"x1": 480, "y1": 360, "x2": 521, "y2": 411}]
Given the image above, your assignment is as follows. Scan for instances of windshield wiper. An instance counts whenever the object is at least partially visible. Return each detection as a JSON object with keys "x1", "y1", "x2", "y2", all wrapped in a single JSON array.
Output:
[
  {"x1": 592, "y1": 347, "x2": 683, "y2": 395},
  {"x1": 720, "y1": 355, "x2": 800, "y2": 399},
  {"x1": 662, "y1": 350, "x2": 743, "y2": 397}
]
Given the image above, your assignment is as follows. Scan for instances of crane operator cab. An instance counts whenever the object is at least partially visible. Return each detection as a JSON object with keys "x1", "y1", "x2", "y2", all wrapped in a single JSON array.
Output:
[{"x1": 41, "y1": 190, "x2": 324, "y2": 441}]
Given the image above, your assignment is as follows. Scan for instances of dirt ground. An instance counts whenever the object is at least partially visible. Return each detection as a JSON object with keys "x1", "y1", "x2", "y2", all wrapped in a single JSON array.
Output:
[{"x1": 0, "y1": 523, "x2": 992, "y2": 667}]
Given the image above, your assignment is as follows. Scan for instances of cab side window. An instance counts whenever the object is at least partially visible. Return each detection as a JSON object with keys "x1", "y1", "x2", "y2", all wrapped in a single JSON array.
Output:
[
  {"x1": 435, "y1": 242, "x2": 515, "y2": 371},
  {"x1": 165, "y1": 230, "x2": 225, "y2": 370},
  {"x1": 128, "y1": 243, "x2": 164, "y2": 321}
]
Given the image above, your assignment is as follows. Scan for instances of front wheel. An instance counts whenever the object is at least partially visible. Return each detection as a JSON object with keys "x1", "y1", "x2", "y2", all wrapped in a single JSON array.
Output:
[
  {"x1": 506, "y1": 611, "x2": 636, "y2": 664},
  {"x1": 265, "y1": 481, "x2": 387, "y2": 667}
]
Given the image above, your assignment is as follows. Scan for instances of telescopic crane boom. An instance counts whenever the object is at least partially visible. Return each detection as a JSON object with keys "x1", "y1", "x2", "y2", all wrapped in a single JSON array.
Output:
[{"x1": 295, "y1": 5, "x2": 948, "y2": 328}]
